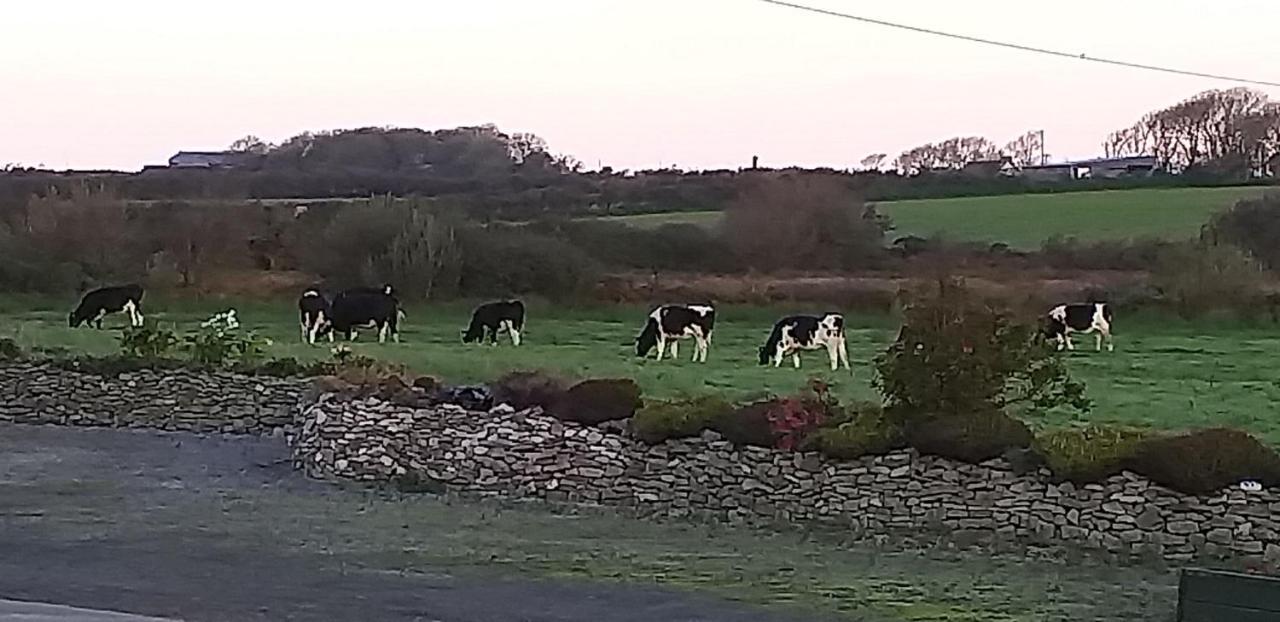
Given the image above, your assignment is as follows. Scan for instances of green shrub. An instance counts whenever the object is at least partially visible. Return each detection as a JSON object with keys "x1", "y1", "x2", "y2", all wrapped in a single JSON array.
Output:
[
  {"x1": 712, "y1": 401, "x2": 776, "y2": 447},
  {"x1": 1149, "y1": 242, "x2": 1266, "y2": 318},
  {"x1": 1208, "y1": 193, "x2": 1280, "y2": 270},
  {"x1": 491, "y1": 370, "x2": 572, "y2": 411},
  {"x1": 118, "y1": 321, "x2": 179, "y2": 360},
  {"x1": 801, "y1": 405, "x2": 903, "y2": 460},
  {"x1": 1128, "y1": 428, "x2": 1280, "y2": 495},
  {"x1": 548, "y1": 378, "x2": 641, "y2": 425},
  {"x1": 0, "y1": 337, "x2": 23, "y2": 361},
  {"x1": 458, "y1": 225, "x2": 601, "y2": 301},
  {"x1": 875, "y1": 278, "x2": 1090, "y2": 422},
  {"x1": 904, "y1": 409, "x2": 1033, "y2": 463},
  {"x1": 1034, "y1": 425, "x2": 1153, "y2": 483},
  {"x1": 328, "y1": 345, "x2": 410, "y2": 387},
  {"x1": 182, "y1": 310, "x2": 272, "y2": 369},
  {"x1": 631, "y1": 394, "x2": 734, "y2": 445}
]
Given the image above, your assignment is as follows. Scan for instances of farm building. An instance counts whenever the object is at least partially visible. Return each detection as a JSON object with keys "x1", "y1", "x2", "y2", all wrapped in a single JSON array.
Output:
[
  {"x1": 167, "y1": 151, "x2": 264, "y2": 170},
  {"x1": 1020, "y1": 155, "x2": 1158, "y2": 182},
  {"x1": 960, "y1": 157, "x2": 1017, "y2": 178}
]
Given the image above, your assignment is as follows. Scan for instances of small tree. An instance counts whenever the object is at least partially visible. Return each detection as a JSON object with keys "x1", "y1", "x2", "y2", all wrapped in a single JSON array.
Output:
[
  {"x1": 1208, "y1": 193, "x2": 1280, "y2": 270},
  {"x1": 875, "y1": 278, "x2": 1090, "y2": 422},
  {"x1": 722, "y1": 175, "x2": 887, "y2": 272}
]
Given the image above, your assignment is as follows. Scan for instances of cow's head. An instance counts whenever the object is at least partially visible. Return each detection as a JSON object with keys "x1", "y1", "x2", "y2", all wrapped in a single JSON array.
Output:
[
  {"x1": 634, "y1": 319, "x2": 660, "y2": 357},
  {"x1": 757, "y1": 346, "x2": 772, "y2": 366},
  {"x1": 461, "y1": 324, "x2": 484, "y2": 343}
]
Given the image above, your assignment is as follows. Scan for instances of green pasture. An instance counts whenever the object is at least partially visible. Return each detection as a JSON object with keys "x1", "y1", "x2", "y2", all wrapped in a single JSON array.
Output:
[
  {"x1": 600, "y1": 186, "x2": 1273, "y2": 250},
  {"x1": 4, "y1": 296, "x2": 1279, "y2": 443}
]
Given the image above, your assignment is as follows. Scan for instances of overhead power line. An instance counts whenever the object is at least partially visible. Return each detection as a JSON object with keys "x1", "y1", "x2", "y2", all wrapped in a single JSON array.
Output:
[{"x1": 756, "y1": 0, "x2": 1280, "y2": 88}]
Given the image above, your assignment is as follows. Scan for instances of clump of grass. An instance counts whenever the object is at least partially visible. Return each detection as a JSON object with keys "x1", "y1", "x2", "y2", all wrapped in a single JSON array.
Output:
[{"x1": 1033, "y1": 425, "x2": 1152, "y2": 483}]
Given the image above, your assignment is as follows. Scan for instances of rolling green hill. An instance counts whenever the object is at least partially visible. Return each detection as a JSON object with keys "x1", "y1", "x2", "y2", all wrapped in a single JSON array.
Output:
[{"x1": 600, "y1": 186, "x2": 1273, "y2": 249}]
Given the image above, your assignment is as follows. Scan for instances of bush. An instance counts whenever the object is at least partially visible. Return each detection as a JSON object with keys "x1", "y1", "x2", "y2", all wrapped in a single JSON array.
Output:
[
  {"x1": 801, "y1": 405, "x2": 903, "y2": 460},
  {"x1": 328, "y1": 345, "x2": 410, "y2": 387},
  {"x1": 558, "y1": 220, "x2": 736, "y2": 273},
  {"x1": 631, "y1": 394, "x2": 735, "y2": 445},
  {"x1": 1034, "y1": 425, "x2": 1153, "y2": 483},
  {"x1": 723, "y1": 175, "x2": 887, "y2": 272},
  {"x1": 548, "y1": 378, "x2": 641, "y2": 425},
  {"x1": 875, "y1": 278, "x2": 1090, "y2": 422},
  {"x1": 458, "y1": 225, "x2": 600, "y2": 300},
  {"x1": 904, "y1": 409, "x2": 1033, "y2": 463},
  {"x1": 1209, "y1": 193, "x2": 1280, "y2": 270},
  {"x1": 1149, "y1": 242, "x2": 1266, "y2": 318},
  {"x1": 713, "y1": 401, "x2": 776, "y2": 447},
  {"x1": 0, "y1": 337, "x2": 22, "y2": 361},
  {"x1": 491, "y1": 370, "x2": 571, "y2": 411},
  {"x1": 182, "y1": 310, "x2": 272, "y2": 369},
  {"x1": 1128, "y1": 428, "x2": 1280, "y2": 494},
  {"x1": 118, "y1": 321, "x2": 179, "y2": 360}
]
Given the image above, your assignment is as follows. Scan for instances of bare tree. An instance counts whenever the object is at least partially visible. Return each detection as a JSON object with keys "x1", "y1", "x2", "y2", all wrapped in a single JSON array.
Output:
[
  {"x1": 859, "y1": 153, "x2": 888, "y2": 171},
  {"x1": 1104, "y1": 88, "x2": 1280, "y2": 176},
  {"x1": 1002, "y1": 131, "x2": 1046, "y2": 167},
  {"x1": 894, "y1": 137, "x2": 999, "y2": 174},
  {"x1": 228, "y1": 135, "x2": 271, "y2": 155}
]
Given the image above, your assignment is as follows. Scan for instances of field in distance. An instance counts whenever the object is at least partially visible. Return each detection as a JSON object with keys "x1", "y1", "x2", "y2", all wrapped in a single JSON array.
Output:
[
  {"x1": 4, "y1": 296, "x2": 1279, "y2": 444},
  {"x1": 600, "y1": 186, "x2": 1272, "y2": 250}
]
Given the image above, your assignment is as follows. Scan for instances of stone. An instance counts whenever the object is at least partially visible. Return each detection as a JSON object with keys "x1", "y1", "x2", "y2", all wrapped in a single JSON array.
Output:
[
  {"x1": 1134, "y1": 506, "x2": 1163, "y2": 530},
  {"x1": 1167, "y1": 520, "x2": 1200, "y2": 535}
]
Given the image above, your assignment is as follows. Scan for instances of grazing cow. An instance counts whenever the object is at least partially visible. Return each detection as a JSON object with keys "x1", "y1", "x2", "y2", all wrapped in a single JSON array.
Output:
[
  {"x1": 634, "y1": 304, "x2": 715, "y2": 362},
  {"x1": 69, "y1": 284, "x2": 145, "y2": 329},
  {"x1": 1045, "y1": 302, "x2": 1114, "y2": 352},
  {"x1": 758, "y1": 313, "x2": 850, "y2": 371},
  {"x1": 329, "y1": 287, "x2": 401, "y2": 343},
  {"x1": 297, "y1": 289, "x2": 332, "y2": 345},
  {"x1": 462, "y1": 300, "x2": 525, "y2": 346}
]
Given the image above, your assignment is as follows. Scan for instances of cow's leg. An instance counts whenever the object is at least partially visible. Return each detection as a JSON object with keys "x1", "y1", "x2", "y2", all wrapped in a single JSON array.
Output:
[
  {"x1": 1094, "y1": 331, "x2": 1103, "y2": 352},
  {"x1": 309, "y1": 313, "x2": 325, "y2": 345},
  {"x1": 828, "y1": 343, "x2": 839, "y2": 371},
  {"x1": 838, "y1": 338, "x2": 851, "y2": 371},
  {"x1": 669, "y1": 340, "x2": 679, "y2": 361},
  {"x1": 124, "y1": 301, "x2": 142, "y2": 327},
  {"x1": 773, "y1": 347, "x2": 785, "y2": 368},
  {"x1": 792, "y1": 353, "x2": 802, "y2": 369},
  {"x1": 701, "y1": 331, "x2": 712, "y2": 362},
  {"x1": 300, "y1": 319, "x2": 308, "y2": 343},
  {"x1": 509, "y1": 323, "x2": 522, "y2": 346},
  {"x1": 692, "y1": 335, "x2": 705, "y2": 363},
  {"x1": 379, "y1": 322, "x2": 390, "y2": 344},
  {"x1": 654, "y1": 337, "x2": 666, "y2": 361},
  {"x1": 1064, "y1": 333, "x2": 1074, "y2": 351}
]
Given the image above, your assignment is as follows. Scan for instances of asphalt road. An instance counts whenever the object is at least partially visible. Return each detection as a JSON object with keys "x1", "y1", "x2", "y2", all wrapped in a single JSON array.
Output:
[{"x1": 0, "y1": 424, "x2": 835, "y2": 622}]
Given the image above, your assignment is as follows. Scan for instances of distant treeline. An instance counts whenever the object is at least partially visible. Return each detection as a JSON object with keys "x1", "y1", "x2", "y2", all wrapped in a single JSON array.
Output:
[{"x1": 3, "y1": 165, "x2": 1275, "y2": 223}]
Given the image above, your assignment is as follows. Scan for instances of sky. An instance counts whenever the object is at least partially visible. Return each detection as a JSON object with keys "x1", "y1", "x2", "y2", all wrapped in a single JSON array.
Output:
[{"x1": 1, "y1": 0, "x2": 1277, "y2": 172}]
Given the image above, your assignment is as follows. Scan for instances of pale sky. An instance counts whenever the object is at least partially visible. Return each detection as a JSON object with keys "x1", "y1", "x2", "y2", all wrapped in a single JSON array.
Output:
[{"x1": 2, "y1": 0, "x2": 1277, "y2": 172}]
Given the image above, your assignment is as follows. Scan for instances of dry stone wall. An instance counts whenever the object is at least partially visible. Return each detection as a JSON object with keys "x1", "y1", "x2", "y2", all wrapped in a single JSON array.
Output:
[
  {"x1": 0, "y1": 363, "x2": 307, "y2": 436},
  {"x1": 295, "y1": 393, "x2": 1280, "y2": 566}
]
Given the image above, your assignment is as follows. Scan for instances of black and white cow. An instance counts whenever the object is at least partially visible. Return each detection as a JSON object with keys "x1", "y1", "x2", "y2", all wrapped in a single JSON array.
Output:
[
  {"x1": 297, "y1": 289, "x2": 332, "y2": 345},
  {"x1": 634, "y1": 304, "x2": 715, "y2": 362},
  {"x1": 462, "y1": 300, "x2": 525, "y2": 346},
  {"x1": 329, "y1": 287, "x2": 401, "y2": 343},
  {"x1": 758, "y1": 313, "x2": 850, "y2": 371},
  {"x1": 1045, "y1": 303, "x2": 1114, "y2": 352},
  {"x1": 69, "y1": 284, "x2": 145, "y2": 329}
]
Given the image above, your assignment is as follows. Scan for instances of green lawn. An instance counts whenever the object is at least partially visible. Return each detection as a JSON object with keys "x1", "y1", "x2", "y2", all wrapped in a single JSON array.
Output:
[
  {"x1": 5, "y1": 296, "x2": 1280, "y2": 443},
  {"x1": 601, "y1": 186, "x2": 1273, "y2": 250}
]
